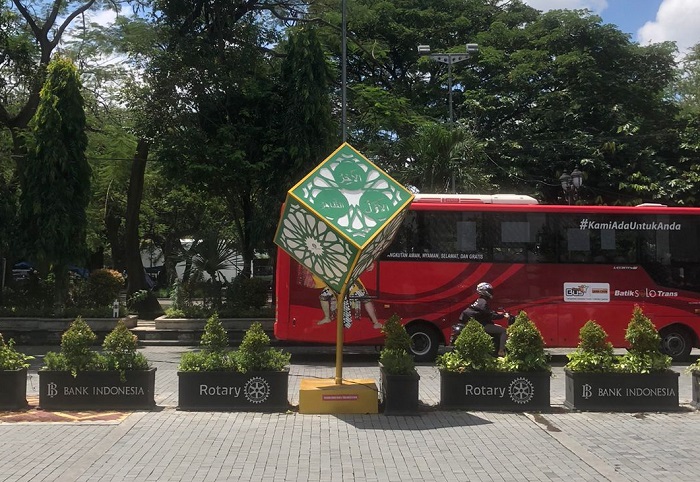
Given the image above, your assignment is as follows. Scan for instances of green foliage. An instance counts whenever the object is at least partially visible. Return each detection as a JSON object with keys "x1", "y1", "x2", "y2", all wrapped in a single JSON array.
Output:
[
  {"x1": 0, "y1": 333, "x2": 34, "y2": 370},
  {"x1": 436, "y1": 320, "x2": 498, "y2": 373},
  {"x1": 234, "y1": 322, "x2": 290, "y2": 373},
  {"x1": 200, "y1": 313, "x2": 228, "y2": 352},
  {"x1": 379, "y1": 314, "x2": 415, "y2": 375},
  {"x1": 500, "y1": 312, "x2": 550, "y2": 373},
  {"x1": 164, "y1": 307, "x2": 186, "y2": 318},
  {"x1": 566, "y1": 321, "x2": 618, "y2": 373},
  {"x1": 178, "y1": 317, "x2": 288, "y2": 372},
  {"x1": 179, "y1": 350, "x2": 235, "y2": 372},
  {"x1": 127, "y1": 290, "x2": 149, "y2": 312},
  {"x1": 617, "y1": 306, "x2": 671, "y2": 373},
  {"x1": 43, "y1": 317, "x2": 103, "y2": 376},
  {"x1": 226, "y1": 276, "x2": 270, "y2": 310},
  {"x1": 102, "y1": 321, "x2": 149, "y2": 380},
  {"x1": 19, "y1": 56, "x2": 90, "y2": 273},
  {"x1": 87, "y1": 269, "x2": 125, "y2": 307},
  {"x1": 178, "y1": 312, "x2": 232, "y2": 371}
]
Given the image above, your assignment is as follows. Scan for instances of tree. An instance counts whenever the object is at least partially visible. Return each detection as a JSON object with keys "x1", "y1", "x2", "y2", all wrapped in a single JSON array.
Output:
[
  {"x1": 677, "y1": 43, "x2": 700, "y2": 116},
  {"x1": 0, "y1": 0, "x2": 115, "y2": 154},
  {"x1": 18, "y1": 56, "x2": 90, "y2": 304},
  {"x1": 307, "y1": 1, "x2": 686, "y2": 204},
  {"x1": 146, "y1": 1, "x2": 334, "y2": 276}
]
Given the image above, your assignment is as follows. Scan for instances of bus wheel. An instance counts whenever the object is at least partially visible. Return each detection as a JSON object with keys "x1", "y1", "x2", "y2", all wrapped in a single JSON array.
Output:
[
  {"x1": 659, "y1": 327, "x2": 692, "y2": 362},
  {"x1": 406, "y1": 324, "x2": 440, "y2": 362}
]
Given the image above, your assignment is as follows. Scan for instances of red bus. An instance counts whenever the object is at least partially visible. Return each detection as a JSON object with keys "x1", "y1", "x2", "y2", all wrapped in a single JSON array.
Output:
[{"x1": 274, "y1": 194, "x2": 700, "y2": 361}]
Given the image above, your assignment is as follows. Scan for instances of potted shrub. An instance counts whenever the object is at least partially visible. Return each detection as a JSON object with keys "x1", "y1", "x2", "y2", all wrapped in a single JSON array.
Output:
[
  {"x1": 178, "y1": 314, "x2": 291, "y2": 411},
  {"x1": 688, "y1": 358, "x2": 700, "y2": 408},
  {"x1": 438, "y1": 312, "x2": 550, "y2": 410},
  {"x1": 564, "y1": 305, "x2": 678, "y2": 411},
  {"x1": 379, "y1": 314, "x2": 420, "y2": 415},
  {"x1": 0, "y1": 332, "x2": 33, "y2": 410},
  {"x1": 39, "y1": 317, "x2": 156, "y2": 410}
]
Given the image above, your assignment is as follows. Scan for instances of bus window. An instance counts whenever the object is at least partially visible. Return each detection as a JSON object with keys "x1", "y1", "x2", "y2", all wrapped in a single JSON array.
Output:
[
  {"x1": 382, "y1": 210, "x2": 488, "y2": 260},
  {"x1": 486, "y1": 212, "x2": 546, "y2": 263}
]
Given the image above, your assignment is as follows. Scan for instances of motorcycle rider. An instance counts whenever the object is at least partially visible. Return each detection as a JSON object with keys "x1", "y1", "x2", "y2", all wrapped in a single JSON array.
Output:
[{"x1": 459, "y1": 282, "x2": 511, "y2": 356}]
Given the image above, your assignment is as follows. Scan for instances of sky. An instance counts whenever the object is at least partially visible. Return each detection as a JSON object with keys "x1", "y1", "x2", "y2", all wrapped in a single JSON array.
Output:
[{"x1": 522, "y1": 0, "x2": 700, "y2": 57}]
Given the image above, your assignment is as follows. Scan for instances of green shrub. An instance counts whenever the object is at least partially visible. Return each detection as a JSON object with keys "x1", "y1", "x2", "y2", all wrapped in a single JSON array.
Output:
[
  {"x1": 233, "y1": 322, "x2": 290, "y2": 373},
  {"x1": 436, "y1": 319, "x2": 497, "y2": 372},
  {"x1": 200, "y1": 313, "x2": 229, "y2": 352},
  {"x1": 179, "y1": 351, "x2": 235, "y2": 372},
  {"x1": 164, "y1": 307, "x2": 187, "y2": 318},
  {"x1": 617, "y1": 305, "x2": 671, "y2": 373},
  {"x1": 102, "y1": 321, "x2": 149, "y2": 380},
  {"x1": 178, "y1": 313, "x2": 234, "y2": 372},
  {"x1": 226, "y1": 276, "x2": 270, "y2": 310},
  {"x1": 87, "y1": 269, "x2": 125, "y2": 307},
  {"x1": 0, "y1": 332, "x2": 34, "y2": 370},
  {"x1": 565, "y1": 320, "x2": 618, "y2": 373},
  {"x1": 379, "y1": 314, "x2": 415, "y2": 375},
  {"x1": 43, "y1": 316, "x2": 104, "y2": 376},
  {"x1": 500, "y1": 311, "x2": 550, "y2": 372}
]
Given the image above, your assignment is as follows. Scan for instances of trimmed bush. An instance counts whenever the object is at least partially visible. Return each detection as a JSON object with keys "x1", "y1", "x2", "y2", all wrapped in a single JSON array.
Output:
[
  {"x1": 566, "y1": 320, "x2": 617, "y2": 372},
  {"x1": 86, "y1": 269, "x2": 124, "y2": 307},
  {"x1": 436, "y1": 319, "x2": 497, "y2": 372},
  {"x1": 380, "y1": 314, "x2": 415, "y2": 375},
  {"x1": 500, "y1": 311, "x2": 550, "y2": 372}
]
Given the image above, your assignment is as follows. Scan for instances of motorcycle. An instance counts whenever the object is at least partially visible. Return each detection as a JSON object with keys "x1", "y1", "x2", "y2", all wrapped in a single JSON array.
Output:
[{"x1": 449, "y1": 310, "x2": 515, "y2": 355}]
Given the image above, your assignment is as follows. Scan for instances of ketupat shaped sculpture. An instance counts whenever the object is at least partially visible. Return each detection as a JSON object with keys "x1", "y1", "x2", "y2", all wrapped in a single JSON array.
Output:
[{"x1": 275, "y1": 143, "x2": 413, "y2": 295}]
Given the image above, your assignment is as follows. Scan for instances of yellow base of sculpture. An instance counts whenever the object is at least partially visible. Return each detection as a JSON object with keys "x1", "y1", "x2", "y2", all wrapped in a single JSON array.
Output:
[{"x1": 298, "y1": 378, "x2": 379, "y2": 414}]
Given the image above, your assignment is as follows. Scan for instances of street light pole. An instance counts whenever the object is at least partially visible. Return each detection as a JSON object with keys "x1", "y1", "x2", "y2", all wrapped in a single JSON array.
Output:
[
  {"x1": 341, "y1": 0, "x2": 347, "y2": 143},
  {"x1": 418, "y1": 44, "x2": 478, "y2": 192},
  {"x1": 559, "y1": 167, "x2": 584, "y2": 205},
  {"x1": 417, "y1": 44, "x2": 479, "y2": 126}
]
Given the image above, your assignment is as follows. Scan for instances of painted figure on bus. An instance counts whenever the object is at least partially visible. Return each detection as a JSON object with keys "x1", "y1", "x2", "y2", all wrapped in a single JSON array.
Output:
[
  {"x1": 316, "y1": 280, "x2": 382, "y2": 329},
  {"x1": 297, "y1": 265, "x2": 381, "y2": 329},
  {"x1": 459, "y1": 282, "x2": 511, "y2": 356}
]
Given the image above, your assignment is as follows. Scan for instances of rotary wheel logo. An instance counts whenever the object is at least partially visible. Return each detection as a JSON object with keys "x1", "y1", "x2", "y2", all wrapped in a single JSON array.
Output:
[
  {"x1": 508, "y1": 377, "x2": 535, "y2": 404},
  {"x1": 244, "y1": 377, "x2": 271, "y2": 404}
]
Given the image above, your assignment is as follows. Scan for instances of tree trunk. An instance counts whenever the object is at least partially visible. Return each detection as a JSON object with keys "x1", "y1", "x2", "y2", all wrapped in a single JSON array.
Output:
[{"x1": 124, "y1": 139, "x2": 162, "y2": 318}]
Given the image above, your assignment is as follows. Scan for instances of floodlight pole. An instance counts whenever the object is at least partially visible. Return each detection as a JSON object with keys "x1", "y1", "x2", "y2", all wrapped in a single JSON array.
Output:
[
  {"x1": 417, "y1": 44, "x2": 478, "y2": 193},
  {"x1": 341, "y1": 0, "x2": 347, "y2": 142}
]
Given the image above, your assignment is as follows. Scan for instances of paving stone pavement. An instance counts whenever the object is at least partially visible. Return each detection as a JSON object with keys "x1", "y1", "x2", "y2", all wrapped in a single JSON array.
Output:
[{"x1": 1, "y1": 346, "x2": 699, "y2": 482}]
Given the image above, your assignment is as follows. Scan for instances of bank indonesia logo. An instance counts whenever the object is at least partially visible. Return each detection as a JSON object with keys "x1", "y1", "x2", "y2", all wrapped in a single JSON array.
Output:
[
  {"x1": 47, "y1": 382, "x2": 58, "y2": 398},
  {"x1": 509, "y1": 377, "x2": 534, "y2": 404},
  {"x1": 582, "y1": 384, "x2": 593, "y2": 399},
  {"x1": 244, "y1": 377, "x2": 271, "y2": 404}
]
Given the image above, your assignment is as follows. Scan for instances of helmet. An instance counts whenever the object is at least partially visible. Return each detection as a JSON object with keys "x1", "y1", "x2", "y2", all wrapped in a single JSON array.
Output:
[{"x1": 476, "y1": 282, "x2": 494, "y2": 299}]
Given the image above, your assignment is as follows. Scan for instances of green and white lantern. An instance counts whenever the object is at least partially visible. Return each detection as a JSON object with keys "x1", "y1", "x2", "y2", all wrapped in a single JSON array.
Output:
[{"x1": 275, "y1": 143, "x2": 414, "y2": 295}]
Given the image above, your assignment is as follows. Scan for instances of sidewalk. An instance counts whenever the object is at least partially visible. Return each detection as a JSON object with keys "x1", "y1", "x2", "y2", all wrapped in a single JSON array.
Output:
[{"x1": 1, "y1": 346, "x2": 700, "y2": 482}]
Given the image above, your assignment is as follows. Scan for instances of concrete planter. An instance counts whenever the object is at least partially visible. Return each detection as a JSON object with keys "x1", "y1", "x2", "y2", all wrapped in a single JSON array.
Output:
[
  {"x1": 0, "y1": 316, "x2": 138, "y2": 345},
  {"x1": 39, "y1": 369, "x2": 156, "y2": 410},
  {"x1": 691, "y1": 370, "x2": 700, "y2": 409},
  {"x1": 0, "y1": 368, "x2": 28, "y2": 410},
  {"x1": 564, "y1": 368, "x2": 680, "y2": 411},
  {"x1": 440, "y1": 370, "x2": 550, "y2": 411},
  {"x1": 379, "y1": 363, "x2": 420, "y2": 415},
  {"x1": 178, "y1": 370, "x2": 289, "y2": 411}
]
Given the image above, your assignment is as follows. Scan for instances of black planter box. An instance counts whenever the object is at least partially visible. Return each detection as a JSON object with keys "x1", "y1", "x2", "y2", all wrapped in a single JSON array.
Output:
[
  {"x1": 178, "y1": 370, "x2": 289, "y2": 411},
  {"x1": 380, "y1": 365, "x2": 420, "y2": 415},
  {"x1": 440, "y1": 370, "x2": 550, "y2": 410},
  {"x1": 564, "y1": 369, "x2": 679, "y2": 411},
  {"x1": 691, "y1": 370, "x2": 700, "y2": 409},
  {"x1": 0, "y1": 368, "x2": 28, "y2": 410},
  {"x1": 39, "y1": 369, "x2": 156, "y2": 410}
]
